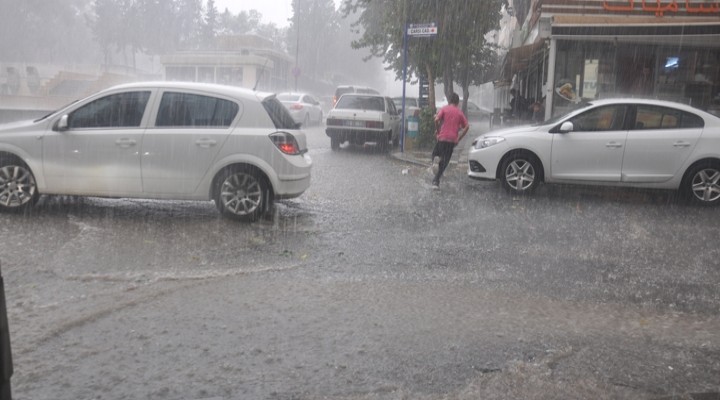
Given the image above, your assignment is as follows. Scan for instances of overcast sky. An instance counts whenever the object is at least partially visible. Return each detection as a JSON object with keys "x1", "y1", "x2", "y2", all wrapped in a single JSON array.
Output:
[{"x1": 213, "y1": 0, "x2": 342, "y2": 28}]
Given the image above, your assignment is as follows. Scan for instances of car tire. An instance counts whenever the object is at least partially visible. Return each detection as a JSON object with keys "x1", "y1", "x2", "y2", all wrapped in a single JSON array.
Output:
[
  {"x1": 303, "y1": 114, "x2": 310, "y2": 128},
  {"x1": 392, "y1": 131, "x2": 399, "y2": 147},
  {"x1": 213, "y1": 166, "x2": 271, "y2": 222},
  {"x1": 0, "y1": 155, "x2": 39, "y2": 213},
  {"x1": 317, "y1": 111, "x2": 323, "y2": 126},
  {"x1": 500, "y1": 152, "x2": 540, "y2": 195},
  {"x1": 682, "y1": 161, "x2": 720, "y2": 206},
  {"x1": 330, "y1": 135, "x2": 340, "y2": 150}
]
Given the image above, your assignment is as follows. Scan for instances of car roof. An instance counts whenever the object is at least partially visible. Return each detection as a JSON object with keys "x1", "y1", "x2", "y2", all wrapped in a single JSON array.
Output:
[
  {"x1": 104, "y1": 81, "x2": 274, "y2": 102},
  {"x1": 587, "y1": 97, "x2": 720, "y2": 120}
]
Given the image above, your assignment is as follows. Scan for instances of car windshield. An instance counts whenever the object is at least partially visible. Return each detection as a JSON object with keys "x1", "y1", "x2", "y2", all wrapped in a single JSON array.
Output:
[{"x1": 335, "y1": 95, "x2": 385, "y2": 111}]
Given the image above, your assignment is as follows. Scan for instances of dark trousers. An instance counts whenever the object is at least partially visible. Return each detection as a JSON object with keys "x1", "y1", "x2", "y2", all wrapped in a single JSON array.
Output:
[{"x1": 431, "y1": 141, "x2": 455, "y2": 184}]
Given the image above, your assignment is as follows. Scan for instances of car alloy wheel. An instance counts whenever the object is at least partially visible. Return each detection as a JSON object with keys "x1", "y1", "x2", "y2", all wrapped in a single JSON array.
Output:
[
  {"x1": 688, "y1": 165, "x2": 720, "y2": 205},
  {"x1": 0, "y1": 163, "x2": 38, "y2": 211},
  {"x1": 215, "y1": 168, "x2": 270, "y2": 221},
  {"x1": 501, "y1": 154, "x2": 538, "y2": 194}
]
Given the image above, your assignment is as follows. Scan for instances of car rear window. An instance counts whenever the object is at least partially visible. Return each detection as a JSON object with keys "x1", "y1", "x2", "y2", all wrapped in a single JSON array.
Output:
[
  {"x1": 335, "y1": 87, "x2": 354, "y2": 98},
  {"x1": 357, "y1": 88, "x2": 379, "y2": 94},
  {"x1": 262, "y1": 97, "x2": 299, "y2": 129},
  {"x1": 335, "y1": 95, "x2": 385, "y2": 111}
]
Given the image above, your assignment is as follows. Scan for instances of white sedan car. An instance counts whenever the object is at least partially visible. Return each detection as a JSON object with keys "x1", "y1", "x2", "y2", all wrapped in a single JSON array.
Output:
[
  {"x1": 0, "y1": 81, "x2": 312, "y2": 221},
  {"x1": 325, "y1": 94, "x2": 401, "y2": 150},
  {"x1": 467, "y1": 98, "x2": 720, "y2": 206},
  {"x1": 277, "y1": 92, "x2": 324, "y2": 127}
]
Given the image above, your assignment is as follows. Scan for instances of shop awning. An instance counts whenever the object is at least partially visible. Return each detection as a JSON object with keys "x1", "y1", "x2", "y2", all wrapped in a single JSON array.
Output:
[
  {"x1": 500, "y1": 40, "x2": 547, "y2": 79},
  {"x1": 551, "y1": 15, "x2": 720, "y2": 46}
]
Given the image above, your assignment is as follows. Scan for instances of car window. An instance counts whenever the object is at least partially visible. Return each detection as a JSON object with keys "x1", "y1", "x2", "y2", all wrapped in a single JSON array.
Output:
[
  {"x1": 386, "y1": 98, "x2": 397, "y2": 115},
  {"x1": 68, "y1": 91, "x2": 150, "y2": 129},
  {"x1": 262, "y1": 97, "x2": 299, "y2": 129},
  {"x1": 156, "y1": 92, "x2": 239, "y2": 128},
  {"x1": 569, "y1": 105, "x2": 627, "y2": 132},
  {"x1": 634, "y1": 105, "x2": 705, "y2": 130},
  {"x1": 335, "y1": 95, "x2": 385, "y2": 111}
]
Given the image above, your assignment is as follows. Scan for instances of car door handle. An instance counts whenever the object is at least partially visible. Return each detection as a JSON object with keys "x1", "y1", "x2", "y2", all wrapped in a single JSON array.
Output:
[
  {"x1": 605, "y1": 142, "x2": 623, "y2": 148},
  {"x1": 195, "y1": 138, "x2": 217, "y2": 148},
  {"x1": 115, "y1": 138, "x2": 137, "y2": 148},
  {"x1": 673, "y1": 141, "x2": 691, "y2": 148}
]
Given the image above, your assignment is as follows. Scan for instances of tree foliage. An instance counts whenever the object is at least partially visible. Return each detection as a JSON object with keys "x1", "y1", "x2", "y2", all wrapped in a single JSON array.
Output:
[{"x1": 342, "y1": 0, "x2": 505, "y2": 112}]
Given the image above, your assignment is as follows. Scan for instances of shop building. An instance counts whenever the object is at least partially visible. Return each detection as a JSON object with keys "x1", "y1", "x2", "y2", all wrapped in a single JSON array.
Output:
[
  {"x1": 160, "y1": 35, "x2": 293, "y2": 93},
  {"x1": 500, "y1": 0, "x2": 720, "y2": 122}
]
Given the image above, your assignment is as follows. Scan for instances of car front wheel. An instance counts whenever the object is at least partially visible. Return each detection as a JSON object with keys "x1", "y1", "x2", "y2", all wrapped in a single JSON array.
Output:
[
  {"x1": 0, "y1": 158, "x2": 39, "y2": 212},
  {"x1": 214, "y1": 167, "x2": 271, "y2": 221},
  {"x1": 684, "y1": 162, "x2": 720, "y2": 206},
  {"x1": 500, "y1": 153, "x2": 539, "y2": 195}
]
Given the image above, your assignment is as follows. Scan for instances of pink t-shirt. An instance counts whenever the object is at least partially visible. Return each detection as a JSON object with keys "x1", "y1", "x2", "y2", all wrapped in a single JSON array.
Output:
[{"x1": 435, "y1": 105, "x2": 468, "y2": 143}]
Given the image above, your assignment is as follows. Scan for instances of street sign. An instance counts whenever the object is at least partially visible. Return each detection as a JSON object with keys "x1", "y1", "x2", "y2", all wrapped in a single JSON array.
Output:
[{"x1": 407, "y1": 23, "x2": 437, "y2": 37}]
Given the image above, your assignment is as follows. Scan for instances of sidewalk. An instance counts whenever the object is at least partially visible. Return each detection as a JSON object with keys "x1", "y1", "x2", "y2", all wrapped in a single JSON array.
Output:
[{"x1": 391, "y1": 121, "x2": 489, "y2": 168}]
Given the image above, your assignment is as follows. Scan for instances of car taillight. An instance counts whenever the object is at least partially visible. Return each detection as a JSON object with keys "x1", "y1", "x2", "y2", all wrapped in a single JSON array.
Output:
[
  {"x1": 326, "y1": 118, "x2": 342, "y2": 126},
  {"x1": 290, "y1": 103, "x2": 304, "y2": 110},
  {"x1": 269, "y1": 132, "x2": 301, "y2": 155},
  {"x1": 366, "y1": 121, "x2": 384, "y2": 129}
]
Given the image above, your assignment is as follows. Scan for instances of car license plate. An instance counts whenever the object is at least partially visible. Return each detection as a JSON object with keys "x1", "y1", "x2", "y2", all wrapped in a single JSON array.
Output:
[{"x1": 343, "y1": 120, "x2": 364, "y2": 127}]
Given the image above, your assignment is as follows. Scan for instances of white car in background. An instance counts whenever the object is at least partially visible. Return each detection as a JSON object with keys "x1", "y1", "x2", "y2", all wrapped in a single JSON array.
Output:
[
  {"x1": 325, "y1": 93, "x2": 401, "y2": 151},
  {"x1": 0, "y1": 82, "x2": 312, "y2": 221},
  {"x1": 467, "y1": 98, "x2": 720, "y2": 206},
  {"x1": 277, "y1": 92, "x2": 324, "y2": 127}
]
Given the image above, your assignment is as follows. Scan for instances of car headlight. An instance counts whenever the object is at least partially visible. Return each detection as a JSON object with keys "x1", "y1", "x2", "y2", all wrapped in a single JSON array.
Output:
[{"x1": 473, "y1": 136, "x2": 505, "y2": 149}]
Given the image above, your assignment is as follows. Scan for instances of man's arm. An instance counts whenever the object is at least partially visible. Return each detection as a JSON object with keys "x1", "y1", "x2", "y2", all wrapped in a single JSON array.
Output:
[{"x1": 458, "y1": 125, "x2": 470, "y2": 143}]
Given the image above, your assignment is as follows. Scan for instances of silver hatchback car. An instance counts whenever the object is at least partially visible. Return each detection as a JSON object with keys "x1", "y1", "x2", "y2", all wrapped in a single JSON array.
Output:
[{"x1": 0, "y1": 81, "x2": 312, "y2": 221}]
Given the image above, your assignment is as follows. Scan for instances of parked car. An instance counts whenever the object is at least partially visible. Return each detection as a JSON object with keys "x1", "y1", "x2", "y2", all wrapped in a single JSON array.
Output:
[
  {"x1": 391, "y1": 96, "x2": 422, "y2": 118},
  {"x1": 0, "y1": 81, "x2": 312, "y2": 221},
  {"x1": 325, "y1": 93, "x2": 401, "y2": 150},
  {"x1": 277, "y1": 92, "x2": 324, "y2": 126},
  {"x1": 333, "y1": 85, "x2": 380, "y2": 107},
  {"x1": 467, "y1": 98, "x2": 720, "y2": 205},
  {"x1": 465, "y1": 100, "x2": 493, "y2": 123}
]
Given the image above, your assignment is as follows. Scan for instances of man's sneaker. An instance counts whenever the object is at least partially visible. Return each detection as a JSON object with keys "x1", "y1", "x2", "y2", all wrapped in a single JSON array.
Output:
[
  {"x1": 431, "y1": 180, "x2": 440, "y2": 190},
  {"x1": 431, "y1": 156, "x2": 440, "y2": 175}
]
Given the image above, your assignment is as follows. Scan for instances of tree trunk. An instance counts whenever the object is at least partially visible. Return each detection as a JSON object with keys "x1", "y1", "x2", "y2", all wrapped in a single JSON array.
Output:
[{"x1": 426, "y1": 63, "x2": 436, "y2": 114}]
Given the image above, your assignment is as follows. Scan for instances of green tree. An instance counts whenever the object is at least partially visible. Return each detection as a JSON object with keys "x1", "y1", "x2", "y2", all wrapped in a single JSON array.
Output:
[
  {"x1": 288, "y1": 0, "x2": 340, "y2": 84},
  {"x1": 342, "y1": 0, "x2": 504, "y2": 113},
  {"x1": 201, "y1": 0, "x2": 219, "y2": 47}
]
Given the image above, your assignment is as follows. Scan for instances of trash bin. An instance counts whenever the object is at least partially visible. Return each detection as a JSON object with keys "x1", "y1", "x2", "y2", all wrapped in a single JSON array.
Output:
[{"x1": 404, "y1": 115, "x2": 420, "y2": 150}]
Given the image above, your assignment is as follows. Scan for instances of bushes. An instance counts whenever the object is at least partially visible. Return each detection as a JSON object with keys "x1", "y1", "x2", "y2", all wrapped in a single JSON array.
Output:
[{"x1": 415, "y1": 107, "x2": 437, "y2": 150}]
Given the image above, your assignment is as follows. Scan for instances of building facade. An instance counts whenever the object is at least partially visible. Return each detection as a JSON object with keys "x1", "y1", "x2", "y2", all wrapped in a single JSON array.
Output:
[
  {"x1": 160, "y1": 35, "x2": 293, "y2": 93},
  {"x1": 501, "y1": 0, "x2": 720, "y2": 122}
]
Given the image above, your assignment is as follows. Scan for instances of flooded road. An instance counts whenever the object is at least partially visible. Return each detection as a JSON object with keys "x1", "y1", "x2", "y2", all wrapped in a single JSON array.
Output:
[{"x1": 1, "y1": 124, "x2": 719, "y2": 399}]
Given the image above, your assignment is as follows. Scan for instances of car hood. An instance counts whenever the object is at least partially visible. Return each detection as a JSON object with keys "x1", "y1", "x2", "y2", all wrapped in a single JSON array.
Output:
[
  {"x1": 481, "y1": 124, "x2": 543, "y2": 138},
  {"x1": 0, "y1": 119, "x2": 40, "y2": 134}
]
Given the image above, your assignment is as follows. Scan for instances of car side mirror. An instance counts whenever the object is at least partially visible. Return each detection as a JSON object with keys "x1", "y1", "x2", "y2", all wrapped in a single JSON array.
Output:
[
  {"x1": 559, "y1": 121, "x2": 574, "y2": 133},
  {"x1": 56, "y1": 115, "x2": 69, "y2": 132}
]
